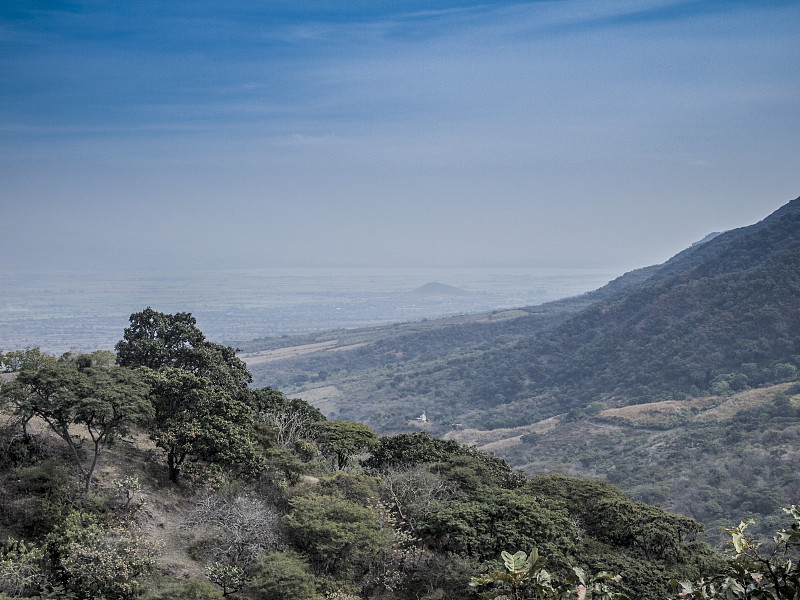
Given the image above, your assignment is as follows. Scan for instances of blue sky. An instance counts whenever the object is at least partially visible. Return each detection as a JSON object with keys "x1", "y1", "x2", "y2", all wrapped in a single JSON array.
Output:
[{"x1": 1, "y1": 0, "x2": 799, "y2": 272}]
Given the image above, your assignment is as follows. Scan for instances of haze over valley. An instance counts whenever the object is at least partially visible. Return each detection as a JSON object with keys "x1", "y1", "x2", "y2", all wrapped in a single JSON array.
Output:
[{"x1": 0, "y1": 267, "x2": 620, "y2": 355}]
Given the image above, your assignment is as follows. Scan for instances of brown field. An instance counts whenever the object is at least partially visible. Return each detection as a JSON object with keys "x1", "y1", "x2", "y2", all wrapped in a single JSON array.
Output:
[
  {"x1": 444, "y1": 416, "x2": 561, "y2": 449},
  {"x1": 239, "y1": 340, "x2": 340, "y2": 364},
  {"x1": 596, "y1": 383, "x2": 793, "y2": 426}
]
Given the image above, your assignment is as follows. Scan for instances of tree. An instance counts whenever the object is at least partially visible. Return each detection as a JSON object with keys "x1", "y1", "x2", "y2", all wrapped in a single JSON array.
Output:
[
  {"x1": 45, "y1": 510, "x2": 158, "y2": 600},
  {"x1": 364, "y1": 431, "x2": 524, "y2": 490},
  {"x1": 116, "y1": 308, "x2": 251, "y2": 392},
  {"x1": 71, "y1": 366, "x2": 152, "y2": 491},
  {"x1": 378, "y1": 465, "x2": 456, "y2": 533},
  {"x1": 0, "y1": 538, "x2": 45, "y2": 597},
  {"x1": 7, "y1": 363, "x2": 152, "y2": 491},
  {"x1": 315, "y1": 421, "x2": 378, "y2": 470},
  {"x1": 283, "y1": 492, "x2": 391, "y2": 581},
  {"x1": 145, "y1": 367, "x2": 259, "y2": 483},
  {"x1": 205, "y1": 562, "x2": 244, "y2": 597},
  {"x1": 1, "y1": 347, "x2": 56, "y2": 372},
  {"x1": 417, "y1": 487, "x2": 578, "y2": 564},
  {"x1": 182, "y1": 491, "x2": 284, "y2": 566},
  {"x1": 248, "y1": 387, "x2": 325, "y2": 449}
]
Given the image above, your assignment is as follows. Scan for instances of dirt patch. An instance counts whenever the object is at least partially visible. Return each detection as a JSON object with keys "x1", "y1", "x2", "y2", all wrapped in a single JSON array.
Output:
[{"x1": 443, "y1": 416, "x2": 561, "y2": 448}]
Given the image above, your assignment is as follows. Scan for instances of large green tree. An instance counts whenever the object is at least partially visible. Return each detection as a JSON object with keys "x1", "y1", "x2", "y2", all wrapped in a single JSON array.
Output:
[
  {"x1": 116, "y1": 309, "x2": 261, "y2": 483},
  {"x1": 3, "y1": 361, "x2": 152, "y2": 491},
  {"x1": 315, "y1": 421, "x2": 378, "y2": 470},
  {"x1": 116, "y1": 307, "x2": 252, "y2": 392},
  {"x1": 145, "y1": 367, "x2": 259, "y2": 483}
]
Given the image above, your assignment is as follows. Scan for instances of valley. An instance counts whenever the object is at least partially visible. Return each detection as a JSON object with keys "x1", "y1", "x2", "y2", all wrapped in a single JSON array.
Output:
[{"x1": 240, "y1": 197, "x2": 800, "y2": 544}]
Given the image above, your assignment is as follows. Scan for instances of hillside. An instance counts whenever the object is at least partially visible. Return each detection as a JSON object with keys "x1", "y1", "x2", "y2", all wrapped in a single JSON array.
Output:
[
  {"x1": 242, "y1": 195, "x2": 800, "y2": 537},
  {"x1": 0, "y1": 344, "x2": 731, "y2": 600}
]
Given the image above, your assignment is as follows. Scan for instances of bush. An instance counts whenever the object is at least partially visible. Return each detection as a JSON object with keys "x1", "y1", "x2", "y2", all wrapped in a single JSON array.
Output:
[
  {"x1": 182, "y1": 491, "x2": 284, "y2": 566},
  {"x1": 45, "y1": 510, "x2": 158, "y2": 600},
  {"x1": 247, "y1": 550, "x2": 321, "y2": 600}
]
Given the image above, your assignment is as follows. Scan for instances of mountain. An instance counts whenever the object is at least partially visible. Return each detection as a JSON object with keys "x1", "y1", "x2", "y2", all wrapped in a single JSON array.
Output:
[
  {"x1": 406, "y1": 281, "x2": 473, "y2": 298},
  {"x1": 242, "y1": 196, "x2": 800, "y2": 541}
]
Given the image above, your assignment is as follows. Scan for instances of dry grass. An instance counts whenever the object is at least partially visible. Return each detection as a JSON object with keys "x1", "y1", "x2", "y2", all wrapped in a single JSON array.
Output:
[
  {"x1": 239, "y1": 339, "x2": 340, "y2": 365},
  {"x1": 596, "y1": 383, "x2": 792, "y2": 426},
  {"x1": 598, "y1": 397, "x2": 718, "y2": 426},
  {"x1": 692, "y1": 383, "x2": 793, "y2": 421},
  {"x1": 90, "y1": 431, "x2": 205, "y2": 579},
  {"x1": 0, "y1": 415, "x2": 207, "y2": 580},
  {"x1": 444, "y1": 416, "x2": 561, "y2": 449}
]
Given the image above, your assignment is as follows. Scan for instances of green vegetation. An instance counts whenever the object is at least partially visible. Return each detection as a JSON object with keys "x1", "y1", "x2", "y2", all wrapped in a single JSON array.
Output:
[
  {"x1": 674, "y1": 505, "x2": 800, "y2": 600},
  {"x1": 2, "y1": 359, "x2": 152, "y2": 491},
  {"x1": 0, "y1": 310, "x2": 744, "y2": 600},
  {"x1": 470, "y1": 548, "x2": 630, "y2": 600}
]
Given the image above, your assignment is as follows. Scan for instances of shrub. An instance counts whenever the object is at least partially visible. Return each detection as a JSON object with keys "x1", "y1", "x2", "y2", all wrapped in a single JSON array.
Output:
[{"x1": 247, "y1": 550, "x2": 321, "y2": 600}]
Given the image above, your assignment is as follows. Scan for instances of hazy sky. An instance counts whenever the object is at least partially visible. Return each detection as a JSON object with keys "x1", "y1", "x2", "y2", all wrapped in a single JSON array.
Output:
[{"x1": 2, "y1": 0, "x2": 799, "y2": 272}]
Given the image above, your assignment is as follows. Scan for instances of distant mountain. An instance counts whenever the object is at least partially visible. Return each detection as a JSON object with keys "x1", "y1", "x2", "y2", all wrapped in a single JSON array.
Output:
[{"x1": 406, "y1": 282, "x2": 472, "y2": 298}]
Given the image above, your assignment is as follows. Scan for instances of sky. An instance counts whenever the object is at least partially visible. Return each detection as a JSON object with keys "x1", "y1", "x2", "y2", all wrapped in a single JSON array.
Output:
[{"x1": 1, "y1": 0, "x2": 799, "y2": 273}]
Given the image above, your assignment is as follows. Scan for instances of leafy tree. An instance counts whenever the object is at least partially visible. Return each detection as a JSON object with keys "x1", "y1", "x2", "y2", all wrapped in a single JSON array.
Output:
[
  {"x1": 417, "y1": 487, "x2": 578, "y2": 565},
  {"x1": 6, "y1": 363, "x2": 152, "y2": 491},
  {"x1": 116, "y1": 307, "x2": 251, "y2": 392},
  {"x1": 59, "y1": 350, "x2": 116, "y2": 369},
  {"x1": 70, "y1": 366, "x2": 153, "y2": 490},
  {"x1": 144, "y1": 367, "x2": 259, "y2": 483},
  {"x1": 1, "y1": 347, "x2": 56, "y2": 372},
  {"x1": 0, "y1": 376, "x2": 37, "y2": 440},
  {"x1": 0, "y1": 538, "x2": 46, "y2": 597},
  {"x1": 315, "y1": 421, "x2": 378, "y2": 470},
  {"x1": 45, "y1": 510, "x2": 158, "y2": 600},
  {"x1": 365, "y1": 432, "x2": 523, "y2": 489},
  {"x1": 283, "y1": 492, "x2": 391, "y2": 581},
  {"x1": 205, "y1": 562, "x2": 243, "y2": 597}
]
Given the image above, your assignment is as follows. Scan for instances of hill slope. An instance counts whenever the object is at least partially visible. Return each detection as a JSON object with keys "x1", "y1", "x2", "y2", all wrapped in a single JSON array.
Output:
[
  {"x1": 246, "y1": 196, "x2": 800, "y2": 430},
  {"x1": 242, "y1": 195, "x2": 800, "y2": 537}
]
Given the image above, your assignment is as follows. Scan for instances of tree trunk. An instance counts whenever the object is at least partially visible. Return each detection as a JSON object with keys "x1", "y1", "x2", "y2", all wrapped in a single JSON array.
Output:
[{"x1": 168, "y1": 453, "x2": 179, "y2": 483}]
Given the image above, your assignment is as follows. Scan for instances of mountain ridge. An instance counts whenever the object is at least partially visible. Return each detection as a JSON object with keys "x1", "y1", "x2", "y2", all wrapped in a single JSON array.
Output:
[{"x1": 242, "y1": 195, "x2": 800, "y2": 540}]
